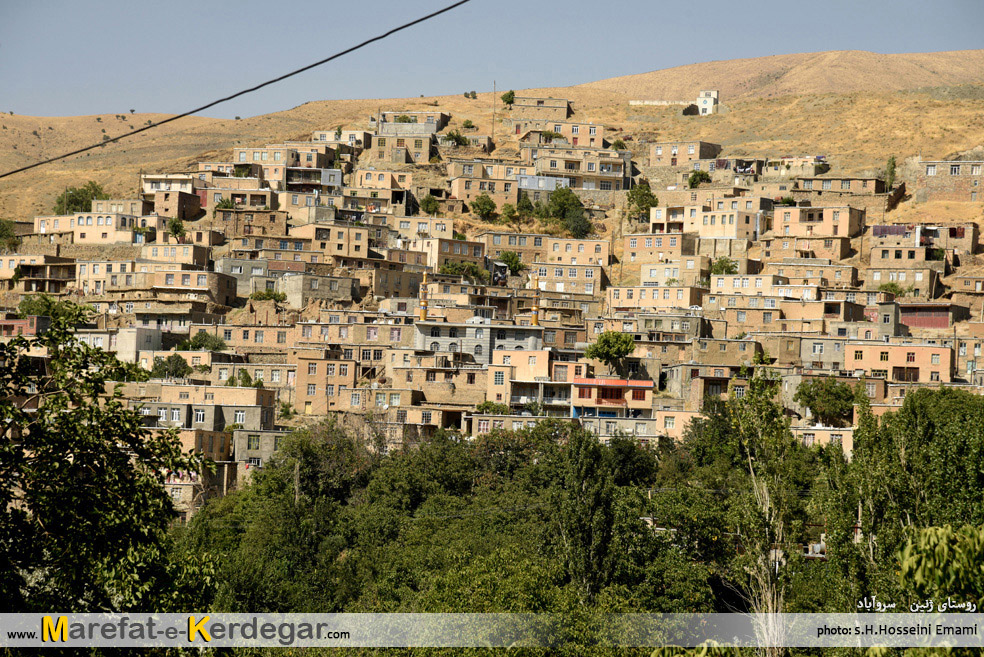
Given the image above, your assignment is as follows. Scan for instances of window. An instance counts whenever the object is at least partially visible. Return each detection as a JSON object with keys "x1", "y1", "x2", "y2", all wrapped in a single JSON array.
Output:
[
  {"x1": 234, "y1": 410, "x2": 246, "y2": 424},
  {"x1": 494, "y1": 371, "x2": 505, "y2": 385},
  {"x1": 632, "y1": 389, "x2": 646, "y2": 401},
  {"x1": 664, "y1": 416, "x2": 675, "y2": 430}
]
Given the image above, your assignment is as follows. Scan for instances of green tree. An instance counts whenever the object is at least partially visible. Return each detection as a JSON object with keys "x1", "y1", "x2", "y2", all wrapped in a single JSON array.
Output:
[
  {"x1": 0, "y1": 314, "x2": 210, "y2": 610},
  {"x1": 394, "y1": 114, "x2": 413, "y2": 123},
  {"x1": 469, "y1": 91, "x2": 477, "y2": 99},
  {"x1": 461, "y1": 119, "x2": 475, "y2": 129},
  {"x1": 688, "y1": 170, "x2": 712, "y2": 188},
  {"x1": 334, "y1": 125, "x2": 343, "y2": 140},
  {"x1": 793, "y1": 377, "x2": 856, "y2": 427},
  {"x1": 611, "y1": 138, "x2": 627, "y2": 150},
  {"x1": 540, "y1": 130, "x2": 563, "y2": 143},
  {"x1": 476, "y1": 401, "x2": 510, "y2": 415},
  {"x1": 543, "y1": 186, "x2": 591, "y2": 238},
  {"x1": 727, "y1": 367, "x2": 809, "y2": 624},
  {"x1": 499, "y1": 250, "x2": 526, "y2": 275},
  {"x1": 250, "y1": 289, "x2": 287, "y2": 302},
  {"x1": 418, "y1": 194, "x2": 440, "y2": 215},
  {"x1": 885, "y1": 155, "x2": 897, "y2": 191},
  {"x1": 710, "y1": 256, "x2": 738, "y2": 275},
  {"x1": 53, "y1": 181, "x2": 109, "y2": 215},
  {"x1": 500, "y1": 90, "x2": 515, "y2": 106},
  {"x1": 878, "y1": 281, "x2": 907, "y2": 297},
  {"x1": 470, "y1": 193, "x2": 497, "y2": 220},
  {"x1": 627, "y1": 179, "x2": 658, "y2": 218},
  {"x1": 444, "y1": 129, "x2": 469, "y2": 146},
  {"x1": 563, "y1": 211, "x2": 592, "y2": 239},
  {"x1": 439, "y1": 261, "x2": 489, "y2": 284},
  {"x1": 555, "y1": 426, "x2": 615, "y2": 604},
  {"x1": 516, "y1": 192, "x2": 535, "y2": 218},
  {"x1": 900, "y1": 524, "x2": 984, "y2": 608},
  {"x1": 584, "y1": 331, "x2": 635, "y2": 376},
  {"x1": 0, "y1": 218, "x2": 20, "y2": 251},
  {"x1": 151, "y1": 353, "x2": 193, "y2": 379},
  {"x1": 498, "y1": 203, "x2": 517, "y2": 225},
  {"x1": 179, "y1": 331, "x2": 227, "y2": 352},
  {"x1": 546, "y1": 186, "x2": 581, "y2": 221},
  {"x1": 18, "y1": 294, "x2": 93, "y2": 326},
  {"x1": 167, "y1": 217, "x2": 185, "y2": 239}
]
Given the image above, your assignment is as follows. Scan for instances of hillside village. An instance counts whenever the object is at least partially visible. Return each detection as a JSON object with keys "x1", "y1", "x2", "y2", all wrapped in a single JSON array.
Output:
[{"x1": 3, "y1": 84, "x2": 984, "y2": 523}]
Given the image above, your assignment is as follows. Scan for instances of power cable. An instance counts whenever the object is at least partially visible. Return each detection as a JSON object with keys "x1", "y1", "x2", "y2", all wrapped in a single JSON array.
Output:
[{"x1": 0, "y1": 0, "x2": 472, "y2": 180}]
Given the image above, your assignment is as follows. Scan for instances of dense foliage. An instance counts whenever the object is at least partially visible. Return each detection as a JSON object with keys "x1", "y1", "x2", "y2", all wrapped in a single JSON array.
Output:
[
  {"x1": 178, "y1": 331, "x2": 228, "y2": 352},
  {"x1": 8, "y1": 316, "x2": 984, "y2": 653},
  {"x1": 419, "y1": 194, "x2": 440, "y2": 215},
  {"x1": 439, "y1": 261, "x2": 490, "y2": 283},
  {"x1": 0, "y1": 303, "x2": 210, "y2": 611},
  {"x1": 584, "y1": 331, "x2": 636, "y2": 376},
  {"x1": 470, "y1": 193, "x2": 497, "y2": 220},
  {"x1": 627, "y1": 180, "x2": 658, "y2": 218},
  {"x1": 53, "y1": 180, "x2": 109, "y2": 215},
  {"x1": 0, "y1": 218, "x2": 20, "y2": 251},
  {"x1": 499, "y1": 250, "x2": 526, "y2": 275},
  {"x1": 151, "y1": 353, "x2": 193, "y2": 379},
  {"x1": 534, "y1": 187, "x2": 592, "y2": 239}
]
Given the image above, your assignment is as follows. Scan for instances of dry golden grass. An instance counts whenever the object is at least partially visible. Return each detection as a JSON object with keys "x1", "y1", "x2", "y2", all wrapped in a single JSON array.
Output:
[
  {"x1": 2, "y1": 49, "x2": 983, "y2": 222},
  {"x1": 576, "y1": 49, "x2": 984, "y2": 100}
]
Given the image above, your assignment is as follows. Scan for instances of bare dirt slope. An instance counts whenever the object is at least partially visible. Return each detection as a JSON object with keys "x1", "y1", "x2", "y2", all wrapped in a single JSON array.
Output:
[
  {"x1": 576, "y1": 49, "x2": 984, "y2": 100},
  {"x1": 2, "y1": 49, "x2": 984, "y2": 221}
]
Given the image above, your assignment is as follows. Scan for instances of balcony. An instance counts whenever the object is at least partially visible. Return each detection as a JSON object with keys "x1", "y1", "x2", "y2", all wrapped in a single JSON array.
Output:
[{"x1": 594, "y1": 397, "x2": 627, "y2": 406}]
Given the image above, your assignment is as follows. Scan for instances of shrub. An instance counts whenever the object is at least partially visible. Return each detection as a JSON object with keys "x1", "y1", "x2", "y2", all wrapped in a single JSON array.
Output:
[{"x1": 250, "y1": 290, "x2": 287, "y2": 302}]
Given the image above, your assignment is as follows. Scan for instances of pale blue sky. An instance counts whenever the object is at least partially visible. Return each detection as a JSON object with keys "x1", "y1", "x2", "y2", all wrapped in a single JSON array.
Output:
[{"x1": 1, "y1": 0, "x2": 982, "y2": 118}]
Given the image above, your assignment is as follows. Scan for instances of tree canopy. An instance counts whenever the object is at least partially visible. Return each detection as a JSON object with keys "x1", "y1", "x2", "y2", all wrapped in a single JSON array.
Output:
[
  {"x1": 53, "y1": 181, "x2": 109, "y2": 215},
  {"x1": 18, "y1": 294, "x2": 93, "y2": 326},
  {"x1": 500, "y1": 90, "x2": 515, "y2": 106},
  {"x1": 419, "y1": 194, "x2": 440, "y2": 215},
  {"x1": 0, "y1": 218, "x2": 20, "y2": 251},
  {"x1": 793, "y1": 377, "x2": 856, "y2": 427},
  {"x1": 470, "y1": 194, "x2": 497, "y2": 220},
  {"x1": 710, "y1": 257, "x2": 738, "y2": 275},
  {"x1": 498, "y1": 250, "x2": 526, "y2": 275},
  {"x1": 542, "y1": 187, "x2": 592, "y2": 238},
  {"x1": 688, "y1": 170, "x2": 712, "y2": 188},
  {"x1": 179, "y1": 331, "x2": 227, "y2": 352},
  {"x1": 584, "y1": 331, "x2": 635, "y2": 376},
  {"x1": 439, "y1": 261, "x2": 489, "y2": 284},
  {"x1": 151, "y1": 353, "x2": 192, "y2": 379},
  {"x1": 0, "y1": 312, "x2": 209, "y2": 611},
  {"x1": 627, "y1": 180, "x2": 658, "y2": 218}
]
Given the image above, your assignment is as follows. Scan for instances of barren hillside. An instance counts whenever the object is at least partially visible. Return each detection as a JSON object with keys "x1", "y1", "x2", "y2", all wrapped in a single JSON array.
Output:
[
  {"x1": 2, "y1": 49, "x2": 983, "y2": 222},
  {"x1": 576, "y1": 49, "x2": 984, "y2": 100}
]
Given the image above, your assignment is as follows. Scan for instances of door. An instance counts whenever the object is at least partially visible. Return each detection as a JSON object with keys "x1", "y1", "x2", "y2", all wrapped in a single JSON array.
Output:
[{"x1": 572, "y1": 137, "x2": 578, "y2": 145}]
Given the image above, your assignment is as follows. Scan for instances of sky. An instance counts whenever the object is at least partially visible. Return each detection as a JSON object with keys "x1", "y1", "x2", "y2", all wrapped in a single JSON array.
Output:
[{"x1": 1, "y1": 0, "x2": 982, "y2": 119}]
